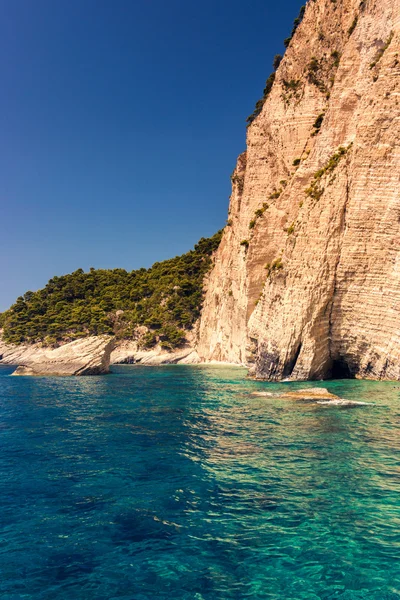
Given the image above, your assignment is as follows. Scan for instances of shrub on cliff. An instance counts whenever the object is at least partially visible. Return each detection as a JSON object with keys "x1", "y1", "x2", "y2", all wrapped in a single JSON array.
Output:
[
  {"x1": 284, "y1": 5, "x2": 306, "y2": 48},
  {"x1": 273, "y1": 54, "x2": 283, "y2": 70},
  {"x1": 246, "y1": 73, "x2": 276, "y2": 125},
  {"x1": 1, "y1": 230, "x2": 223, "y2": 348},
  {"x1": 246, "y1": 4, "x2": 307, "y2": 125}
]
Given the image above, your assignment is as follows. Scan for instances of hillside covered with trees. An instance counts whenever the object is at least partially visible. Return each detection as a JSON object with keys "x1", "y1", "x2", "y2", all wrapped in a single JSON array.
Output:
[{"x1": 0, "y1": 231, "x2": 222, "y2": 350}]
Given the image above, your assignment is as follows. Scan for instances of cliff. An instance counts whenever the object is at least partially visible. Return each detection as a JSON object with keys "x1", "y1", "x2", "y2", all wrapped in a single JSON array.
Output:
[{"x1": 198, "y1": 0, "x2": 400, "y2": 380}]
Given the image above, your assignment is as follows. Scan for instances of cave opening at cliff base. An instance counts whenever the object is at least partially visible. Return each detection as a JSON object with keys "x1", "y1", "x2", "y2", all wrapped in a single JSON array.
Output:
[{"x1": 328, "y1": 358, "x2": 355, "y2": 380}]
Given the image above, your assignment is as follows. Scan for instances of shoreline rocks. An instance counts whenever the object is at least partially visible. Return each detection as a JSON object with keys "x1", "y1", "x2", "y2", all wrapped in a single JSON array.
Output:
[
  {"x1": 110, "y1": 341, "x2": 200, "y2": 366},
  {"x1": 2, "y1": 336, "x2": 115, "y2": 377},
  {"x1": 0, "y1": 336, "x2": 203, "y2": 375}
]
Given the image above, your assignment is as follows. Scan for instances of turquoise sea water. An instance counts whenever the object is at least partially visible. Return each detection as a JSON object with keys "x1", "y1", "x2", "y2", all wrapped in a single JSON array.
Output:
[{"x1": 0, "y1": 364, "x2": 399, "y2": 600}]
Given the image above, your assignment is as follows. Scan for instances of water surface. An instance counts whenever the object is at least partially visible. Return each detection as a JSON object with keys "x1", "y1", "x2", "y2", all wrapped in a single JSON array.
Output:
[{"x1": 0, "y1": 364, "x2": 399, "y2": 599}]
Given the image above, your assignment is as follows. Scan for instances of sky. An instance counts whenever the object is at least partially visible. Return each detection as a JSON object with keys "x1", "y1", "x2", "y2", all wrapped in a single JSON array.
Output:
[{"x1": 0, "y1": 0, "x2": 304, "y2": 311}]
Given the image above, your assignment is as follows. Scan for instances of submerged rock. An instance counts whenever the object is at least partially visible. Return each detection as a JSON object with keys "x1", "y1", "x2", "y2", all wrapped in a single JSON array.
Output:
[
  {"x1": 252, "y1": 387, "x2": 338, "y2": 400},
  {"x1": 316, "y1": 399, "x2": 372, "y2": 407},
  {"x1": 9, "y1": 336, "x2": 115, "y2": 376},
  {"x1": 278, "y1": 388, "x2": 341, "y2": 401},
  {"x1": 251, "y1": 387, "x2": 371, "y2": 406}
]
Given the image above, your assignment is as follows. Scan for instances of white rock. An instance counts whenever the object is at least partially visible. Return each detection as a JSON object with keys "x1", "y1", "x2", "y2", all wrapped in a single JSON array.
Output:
[
  {"x1": 197, "y1": 0, "x2": 400, "y2": 382},
  {"x1": 0, "y1": 336, "x2": 115, "y2": 376}
]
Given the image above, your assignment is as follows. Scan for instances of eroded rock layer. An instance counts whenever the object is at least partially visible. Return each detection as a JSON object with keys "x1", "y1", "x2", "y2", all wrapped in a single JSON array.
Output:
[
  {"x1": 198, "y1": 0, "x2": 400, "y2": 380},
  {"x1": 0, "y1": 336, "x2": 115, "y2": 376}
]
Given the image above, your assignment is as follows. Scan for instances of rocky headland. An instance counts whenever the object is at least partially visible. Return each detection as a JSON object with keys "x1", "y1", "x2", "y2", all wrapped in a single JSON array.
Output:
[
  {"x1": 1, "y1": 0, "x2": 399, "y2": 380},
  {"x1": 0, "y1": 335, "x2": 201, "y2": 375},
  {"x1": 0, "y1": 336, "x2": 115, "y2": 376}
]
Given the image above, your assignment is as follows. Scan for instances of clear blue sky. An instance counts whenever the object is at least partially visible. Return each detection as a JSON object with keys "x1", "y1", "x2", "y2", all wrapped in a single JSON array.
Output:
[{"x1": 0, "y1": 0, "x2": 303, "y2": 311}]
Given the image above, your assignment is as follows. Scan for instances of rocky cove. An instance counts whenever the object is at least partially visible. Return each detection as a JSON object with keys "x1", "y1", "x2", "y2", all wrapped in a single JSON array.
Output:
[
  {"x1": 1, "y1": 0, "x2": 400, "y2": 381},
  {"x1": 3, "y1": 4, "x2": 400, "y2": 600},
  {"x1": 0, "y1": 336, "x2": 202, "y2": 376}
]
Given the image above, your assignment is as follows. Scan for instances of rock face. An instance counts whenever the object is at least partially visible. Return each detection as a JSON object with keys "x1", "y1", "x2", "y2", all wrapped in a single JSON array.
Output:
[
  {"x1": 111, "y1": 341, "x2": 200, "y2": 366},
  {"x1": 251, "y1": 387, "x2": 371, "y2": 406},
  {"x1": 0, "y1": 336, "x2": 115, "y2": 376},
  {"x1": 198, "y1": 0, "x2": 400, "y2": 380},
  {"x1": 0, "y1": 335, "x2": 199, "y2": 374}
]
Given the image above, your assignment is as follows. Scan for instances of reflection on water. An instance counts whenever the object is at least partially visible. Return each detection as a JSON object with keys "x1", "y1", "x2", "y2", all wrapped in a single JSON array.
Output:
[{"x1": 0, "y1": 364, "x2": 399, "y2": 599}]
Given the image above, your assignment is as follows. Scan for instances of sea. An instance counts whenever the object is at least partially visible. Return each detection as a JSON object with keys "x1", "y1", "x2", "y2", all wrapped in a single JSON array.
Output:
[{"x1": 0, "y1": 364, "x2": 399, "y2": 600}]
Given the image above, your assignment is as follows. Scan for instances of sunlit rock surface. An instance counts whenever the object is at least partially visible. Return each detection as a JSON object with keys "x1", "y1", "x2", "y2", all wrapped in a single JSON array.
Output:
[
  {"x1": 0, "y1": 336, "x2": 115, "y2": 376},
  {"x1": 252, "y1": 387, "x2": 372, "y2": 406},
  {"x1": 111, "y1": 341, "x2": 201, "y2": 366},
  {"x1": 198, "y1": 0, "x2": 400, "y2": 381}
]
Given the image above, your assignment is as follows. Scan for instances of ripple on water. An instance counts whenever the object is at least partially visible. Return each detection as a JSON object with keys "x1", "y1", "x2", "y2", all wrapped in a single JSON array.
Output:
[{"x1": 0, "y1": 365, "x2": 399, "y2": 599}]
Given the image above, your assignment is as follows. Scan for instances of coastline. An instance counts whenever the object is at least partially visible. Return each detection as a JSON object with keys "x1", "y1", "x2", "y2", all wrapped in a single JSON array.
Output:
[
  {"x1": 2, "y1": 334, "x2": 397, "y2": 380},
  {"x1": 0, "y1": 335, "x2": 246, "y2": 376}
]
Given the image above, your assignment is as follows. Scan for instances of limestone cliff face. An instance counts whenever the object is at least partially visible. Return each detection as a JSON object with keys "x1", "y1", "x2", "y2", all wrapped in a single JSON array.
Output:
[{"x1": 198, "y1": 0, "x2": 400, "y2": 380}]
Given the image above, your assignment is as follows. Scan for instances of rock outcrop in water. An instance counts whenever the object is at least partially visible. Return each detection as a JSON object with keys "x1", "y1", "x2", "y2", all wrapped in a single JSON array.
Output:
[
  {"x1": 252, "y1": 387, "x2": 340, "y2": 401},
  {"x1": 198, "y1": 0, "x2": 400, "y2": 381},
  {"x1": 0, "y1": 336, "x2": 115, "y2": 376},
  {"x1": 251, "y1": 387, "x2": 371, "y2": 406}
]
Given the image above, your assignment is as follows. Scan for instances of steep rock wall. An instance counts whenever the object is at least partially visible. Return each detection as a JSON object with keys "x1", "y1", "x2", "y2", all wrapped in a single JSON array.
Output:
[{"x1": 198, "y1": 0, "x2": 400, "y2": 380}]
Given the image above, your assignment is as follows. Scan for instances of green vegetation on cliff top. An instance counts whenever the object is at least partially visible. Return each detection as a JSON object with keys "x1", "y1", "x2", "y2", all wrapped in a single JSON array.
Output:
[{"x1": 0, "y1": 231, "x2": 223, "y2": 350}]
